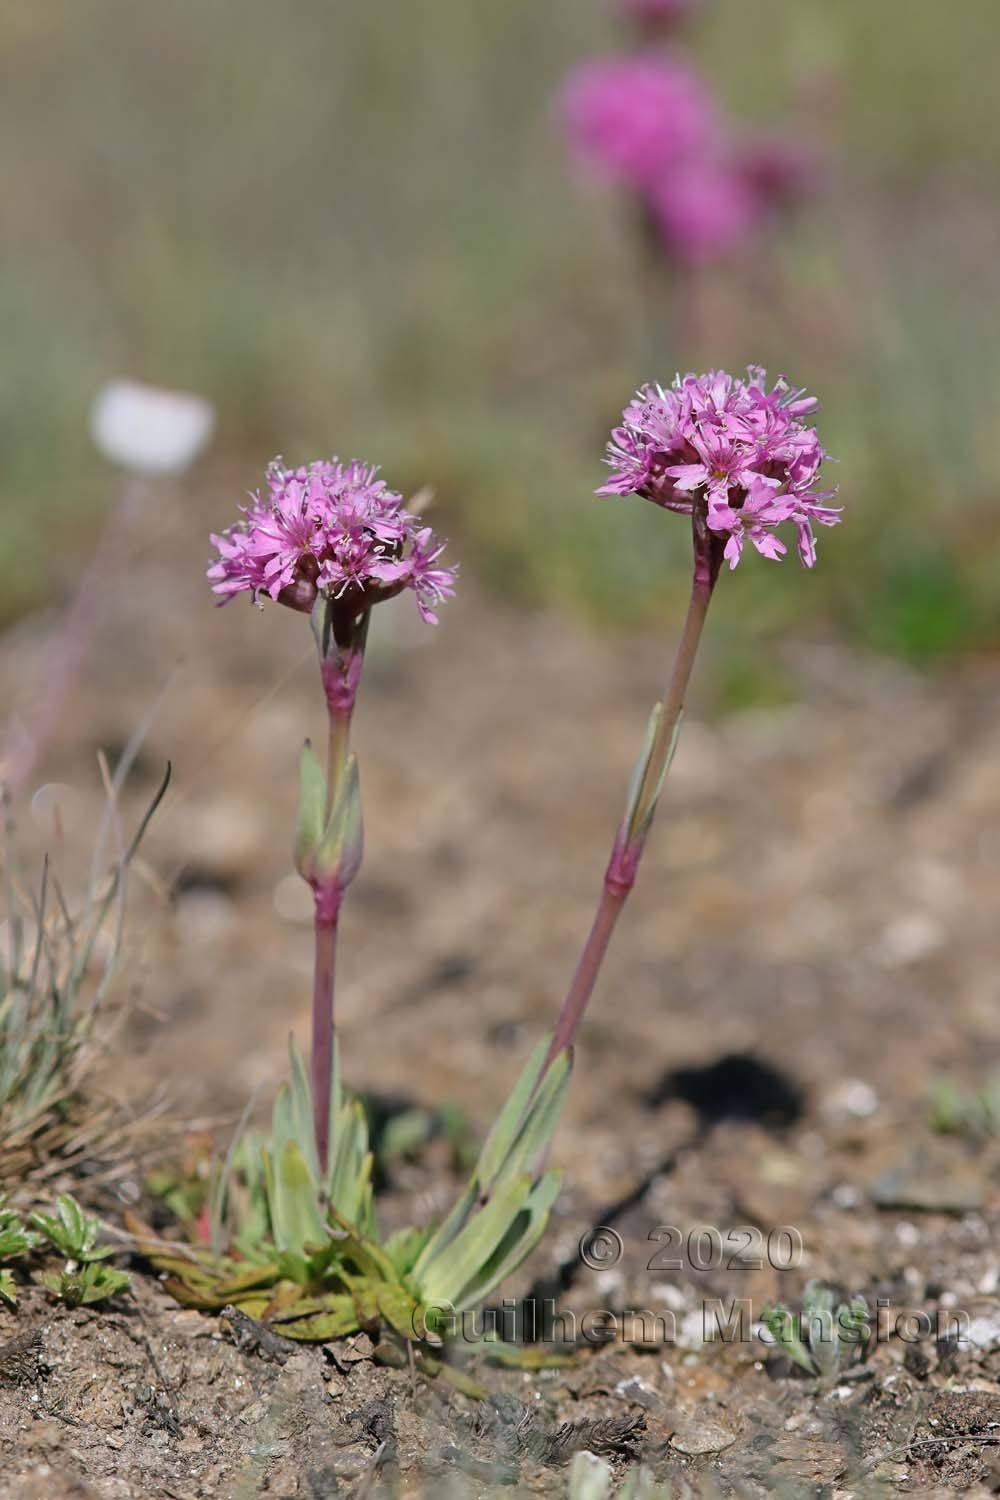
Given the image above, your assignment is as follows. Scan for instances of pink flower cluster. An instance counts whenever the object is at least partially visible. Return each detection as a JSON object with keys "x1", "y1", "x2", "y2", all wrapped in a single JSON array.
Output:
[
  {"x1": 599, "y1": 368, "x2": 840, "y2": 568},
  {"x1": 561, "y1": 53, "x2": 815, "y2": 264},
  {"x1": 561, "y1": 56, "x2": 715, "y2": 193},
  {"x1": 208, "y1": 458, "x2": 457, "y2": 622}
]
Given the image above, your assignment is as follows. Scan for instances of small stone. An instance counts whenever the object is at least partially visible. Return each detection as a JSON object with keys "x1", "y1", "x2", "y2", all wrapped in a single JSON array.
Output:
[
  {"x1": 332, "y1": 1446, "x2": 375, "y2": 1479},
  {"x1": 965, "y1": 1312, "x2": 1000, "y2": 1350},
  {"x1": 877, "y1": 913, "x2": 945, "y2": 967},
  {"x1": 824, "y1": 1079, "x2": 879, "y2": 1119},
  {"x1": 265, "y1": 1467, "x2": 299, "y2": 1498},
  {"x1": 676, "y1": 1309, "x2": 707, "y2": 1349},
  {"x1": 238, "y1": 1397, "x2": 269, "y2": 1426},
  {"x1": 872, "y1": 1142, "x2": 985, "y2": 1214},
  {"x1": 671, "y1": 1416, "x2": 736, "y2": 1455},
  {"x1": 614, "y1": 1376, "x2": 664, "y2": 1412}
]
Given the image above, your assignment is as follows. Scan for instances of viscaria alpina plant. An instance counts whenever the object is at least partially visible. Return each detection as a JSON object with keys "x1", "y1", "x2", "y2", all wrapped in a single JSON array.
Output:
[
  {"x1": 142, "y1": 454, "x2": 568, "y2": 1371},
  {"x1": 539, "y1": 368, "x2": 839, "y2": 1071},
  {"x1": 205, "y1": 458, "x2": 456, "y2": 1250},
  {"x1": 560, "y1": 19, "x2": 819, "y2": 275},
  {"x1": 147, "y1": 389, "x2": 838, "y2": 1375},
  {"x1": 560, "y1": 54, "x2": 715, "y2": 193}
]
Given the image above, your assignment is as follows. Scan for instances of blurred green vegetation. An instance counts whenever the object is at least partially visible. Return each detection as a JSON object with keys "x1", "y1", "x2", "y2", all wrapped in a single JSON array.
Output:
[{"x1": 2, "y1": 0, "x2": 998, "y2": 664}]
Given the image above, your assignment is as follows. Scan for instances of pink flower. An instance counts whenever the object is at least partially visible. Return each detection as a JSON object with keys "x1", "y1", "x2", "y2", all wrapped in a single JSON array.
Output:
[
  {"x1": 648, "y1": 152, "x2": 761, "y2": 264},
  {"x1": 710, "y1": 479, "x2": 796, "y2": 569},
  {"x1": 617, "y1": 0, "x2": 702, "y2": 31},
  {"x1": 208, "y1": 457, "x2": 457, "y2": 618},
  {"x1": 737, "y1": 134, "x2": 819, "y2": 211},
  {"x1": 367, "y1": 526, "x2": 457, "y2": 625},
  {"x1": 561, "y1": 55, "x2": 716, "y2": 191},
  {"x1": 598, "y1": 368, "x2": 840, "y2": 567}
]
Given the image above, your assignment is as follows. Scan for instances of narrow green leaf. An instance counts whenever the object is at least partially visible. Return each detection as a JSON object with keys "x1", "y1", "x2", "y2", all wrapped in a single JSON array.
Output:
[
  {"x1": 327, "y1": 1096, "x2": 370, "y2": 1218},
  {"x1": 410, "y1": 1178, "x2": 479, "y2": 1283},
  {"x1": 0, "y1": 1227, "x2": 34, "y2": 1258},
  {"x1": 623, "y1": 705, "x2": 683, "y2": 845},
  {"x1": 383, "y1": 1224, "x2": 433, "y2": 1278},
  {"x1": 417, "y1": 1353, "x2": 488, "y2": 1400},
  {"x1": 494, "y1": 1051, "x2": 571, "y2": 1188},
  {"x1": 317, "y1": 754, "x2": 363, "y2": 888},
  {"x1": 418, "y1": 1175, "x2": 534, "y2": 1307},
  {"x1": 760, "y1": 1303, "x2": 816, "y2": 1374},
  {"x1": 375, "y1": 1282, "x2": 422, "y2": 1342},
  {"x1": 270, "y1": 1141, "x2": 327, "y2": 1254},
  {"x1": 327, "y1": 1033, "x2": 343, "y2": 1186},
  {"x1": 276, "y1": 1298, "x2": 361, "y2": 1341},
  {"x1": 0, "y1": 1269, "x2": 17, "y2": 1306},
  {"x1": 622, "y1": 702, "x2": 663, "y2": 835},
  {"x1": 476, "y1": 1036, "x2": 551, "y2": 1190},
  {"x1": 214, "y1": 1263, "x2": 282, "y2": 1298},
  {"x1": 64, "y1": 1195, "x2": 88, "y2": 1251},
  {"x1": 327, "y1": 1207, "x2": 399, "y2": 1285},
  {"x1": 414, "y1": 1048, "x2": 569, "y2": 1290},
  {"x1": 78, "y1": 1265, "x2": 131, "y2": 1305},
  {"x1": 450, "y1": 1170, "x2": 561, "y2": 1312},
  {"x1": 347, "y1": 1275, "x2": 380, "y2": 1326},
  {"x1": 287, "y1": 1036, "x2": 321, "y2": 1184},
  {"x1": 480, "y1": 1341, "x2": 574, "y2": 1370},
  {"x1": 270, "y1": 1084, "x2": 295, "y2": 1173},
  {"x1": 294, "y1": 741, "x2": 327, "y2": 876}
]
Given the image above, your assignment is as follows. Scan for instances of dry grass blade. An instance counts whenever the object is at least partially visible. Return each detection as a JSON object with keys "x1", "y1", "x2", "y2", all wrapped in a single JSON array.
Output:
[{"x1": 0, "y1": 762, "x2": 170, "y2": 1199}]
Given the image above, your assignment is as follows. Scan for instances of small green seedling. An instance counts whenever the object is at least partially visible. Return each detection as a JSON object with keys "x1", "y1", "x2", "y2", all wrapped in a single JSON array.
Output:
[
  {"x1": 761, "y1": 1280, "x2": 869, "y2": 1379},
  {"x1": 30, "y1": 1193, "x2": 116, "y2": 1263},
  {"x1": 29, "y1": 1193, "x2": 130, "y2": 1306},
  {"x1": 2, "y1": 1192, "x2": 129, "y2": 1308},
  {"x1": 929, "y1": 1076, "x2": 1000, "y2": 1139},
  {"x1": 0, "y1": 1195, "x2": 40, "y2": 1306},
  {"x1": 35, "y1": 1261, "x2": 132, "y2": 1308}
]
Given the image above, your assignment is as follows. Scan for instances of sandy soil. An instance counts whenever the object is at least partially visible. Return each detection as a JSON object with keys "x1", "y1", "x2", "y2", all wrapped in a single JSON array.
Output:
[{"x1": 2, "y1": 483, "x2": 1000, "y2": 1495}]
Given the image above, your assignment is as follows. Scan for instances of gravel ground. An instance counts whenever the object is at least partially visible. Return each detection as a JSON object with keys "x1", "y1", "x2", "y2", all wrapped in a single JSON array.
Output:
[{"x1": 2, "y1": 486, "x2": 999, "y2": 1494}]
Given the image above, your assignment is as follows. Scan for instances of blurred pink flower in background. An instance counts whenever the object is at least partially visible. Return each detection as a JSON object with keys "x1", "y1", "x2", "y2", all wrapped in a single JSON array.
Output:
[
  {"x1": 560, "y1": 32, "x2": 820, "y2": 269},
  {"x1": 736, "y1": 133, "x2": 820, "y2": 211},
  {"x1": 616, "y1": 0, "x2": 702, "y2": 32},
  {"x1": 561, "y1": 55, "x2": 715, "y2": 190},
  {"x1": 649, "y1": 150, "x2": 761, "y2": 264}
]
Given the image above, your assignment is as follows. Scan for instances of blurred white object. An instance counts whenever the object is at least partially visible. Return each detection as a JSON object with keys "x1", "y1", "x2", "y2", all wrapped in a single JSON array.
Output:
[
  {"x1": 30, "y1": 781, "x2": 83, "y2": 834},
  {"x1": 90, "y1": 379, "x2": 215, "y2": 474}
]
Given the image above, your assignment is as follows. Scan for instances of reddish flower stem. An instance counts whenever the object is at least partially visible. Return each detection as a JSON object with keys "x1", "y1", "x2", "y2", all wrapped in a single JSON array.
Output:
[
  {"x1": 309, "y1": 606, "x2": 368, "y2": 1174},
  {"x1": 544, "y1": 511, "x2": 721, "y2": 1072},
  {"x1": 311, "y1": 904, "x2": 340, "y2": 1173}
]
